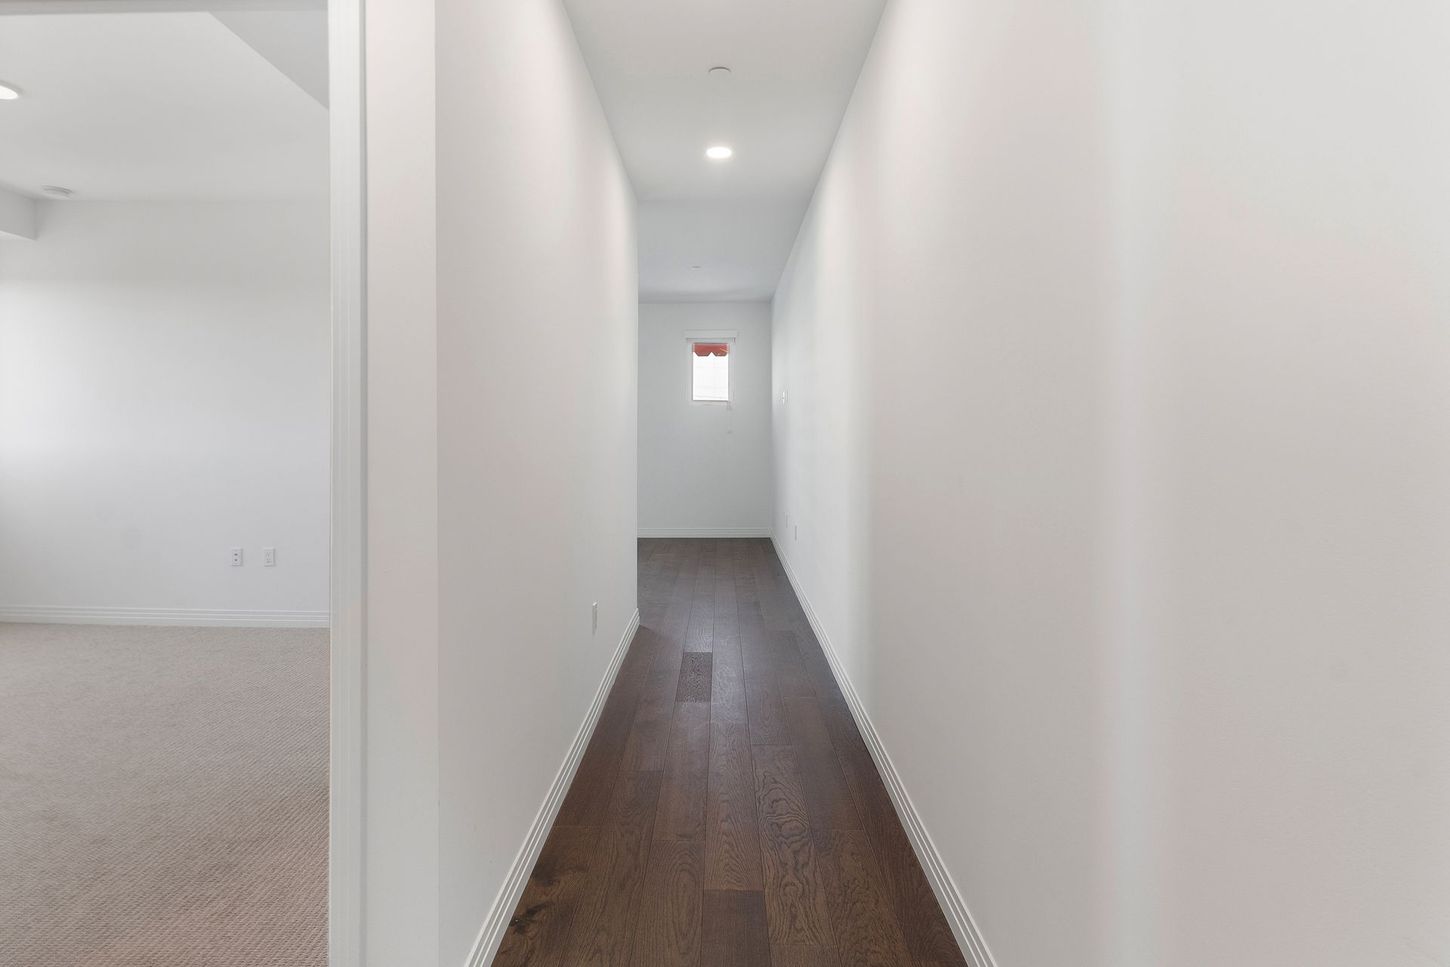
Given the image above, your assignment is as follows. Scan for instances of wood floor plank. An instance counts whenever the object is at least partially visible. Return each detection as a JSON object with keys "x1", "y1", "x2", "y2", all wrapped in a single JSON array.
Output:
[
  {"x1": 832, "y1": 723, "x2": 965, "y2": 965},
  {"x1": 704, "y1": 722, "x2": 763, "y2": 891},
  {"x1": 638, "y1": 538, "x2": 660, "y2": 565},
  {"x1": 630, "y1": 839, "x2": 704, "y2": 967},
  {"x1": 685, "y1": 583, "x2": 715, "y2": 652},
  {"x1": 753, "y1": 745, "x2": 832, "y2": 946},
  {"x1": 558, "y1": 771, "x2": 663, "y2": 967},
  {"x1": 710, "y1": 637, "x2": 748, "y2": 728},
  {"x1": 770, "y1": 946, "x2": 842, "y2": 967},
  {"x1": 500, "y1": 539, "x2": 967, "y2": 967},
  {"x1": 494, "y1": 824, "x2": 599, "y2": 967},
  {"x1": 782, "y1": 694, "x2": 835, "y2": 754},
  {"x1": 745, "y1": 680, "x2": 790, "y2": 747},
  {"x1": 622, "y1": 635, "x2": 685, "y2": 773},
  {"x1": 655, "y1": 700, "x2": 711, "y2": 840},
  {"x1": 740, "y1": 614, "x2": 774, "y2": 685},
  {"x1": 557, "y1": 631, "x2": 655, "y2": 826},
  {"x1": 817, "y1": 829, "x2": 914, "y2": 967},
  {"x1": 783, "y1": 697, "x2": 862, "y2": 832},
  {"x1": 713, "y1": 545, "x2": 739, "y2": 642},
  {"x1": 772, "y1": 631, "x2": 816, "y2": 699},
  {"x1": 677, "y1": 653, "x2": 714, "y2": 703},
  {"x1": 659, "y1": 541, "x2": 701, "y2": 642},
  {"x1": 701, "y1": 890, "x2": 771, "y2": 967}
]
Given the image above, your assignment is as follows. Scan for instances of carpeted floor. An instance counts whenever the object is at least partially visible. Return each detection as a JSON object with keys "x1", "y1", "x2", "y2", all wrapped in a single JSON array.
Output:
[{"x1": 0, "y1": 623, "x2": 328, "y2": 966}]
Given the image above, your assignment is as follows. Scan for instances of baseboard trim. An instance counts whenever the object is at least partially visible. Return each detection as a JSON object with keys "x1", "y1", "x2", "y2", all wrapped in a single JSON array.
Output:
[
  {"x1": 464, "y1": 607, "x2": 642, "y2": 967},
  {"x1": 0, "y1": 605, "x2": 329, "y2": 628},
  {"x1": 638, "y1": 527, "x2": 772, "y2": 539},
  {"x1": 770, "y1": 539, "x2": 998, "y2": 967}
]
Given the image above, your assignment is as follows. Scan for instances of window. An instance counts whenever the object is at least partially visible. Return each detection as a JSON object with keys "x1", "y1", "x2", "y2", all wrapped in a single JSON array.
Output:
[{"x1": 691, "y1": 341, "x2": 730, "y2": 402}]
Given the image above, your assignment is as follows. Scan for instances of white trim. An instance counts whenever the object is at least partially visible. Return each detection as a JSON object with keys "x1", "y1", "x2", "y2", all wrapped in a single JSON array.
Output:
[
  {"x1": 328, "y1": 0, "x2": 367, "y2": 965},
  {"x1": 0, "y1": 606, "x2": 327, "y2": 628},
  {"x1": 463, "y1": 609, "x2": 642, "y2": 967},
  {"x1": 770, "y1": 538, "x2": 999, "y2": 967},
  {"x1": 683, "y1": 329, "x2": 738, "y2": 341},
  {"x1": 639, "y1": 527, "x2": 773, "y2": 539}
]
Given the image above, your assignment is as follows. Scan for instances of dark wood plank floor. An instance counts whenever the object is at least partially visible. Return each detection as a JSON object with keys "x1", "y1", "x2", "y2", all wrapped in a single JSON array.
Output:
[{"x1": 493, "y1": 539, "x2": 966, "y2": 967}]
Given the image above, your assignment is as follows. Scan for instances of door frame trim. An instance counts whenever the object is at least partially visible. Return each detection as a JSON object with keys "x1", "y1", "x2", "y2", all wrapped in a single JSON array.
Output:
[{"x1": 328, "y1": 0, "x2": 367, "y2": 963}]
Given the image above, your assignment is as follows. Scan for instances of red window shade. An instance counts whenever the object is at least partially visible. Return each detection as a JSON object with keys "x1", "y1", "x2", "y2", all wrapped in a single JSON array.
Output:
[{"x1": 692, "y1": 342, "x2": 729, "y2": 357}]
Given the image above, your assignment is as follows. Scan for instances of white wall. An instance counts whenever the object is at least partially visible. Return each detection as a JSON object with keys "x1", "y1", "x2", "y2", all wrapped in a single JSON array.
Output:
[
  {"x1": 774, "y1": 3, "x2": 1110, "y2": 964},
  {"x1": 363, "y1": 1, "x2": 638, "y2": 963},
  {"x1": 364, "y1": 0, "x2": 441, "y2": 959},
  {"x1": 0, "y1": 200, "x2": 329, "y2": 622},
  {"x1": 435, "y1": 0, "x2": 637, "y2": 961},
  {"x1": 639, "y1": 302, "x2": 772, "y2": 537},
  {"x1": 1109, "y1": 3, "x2": 1450, "y2": 964},
  {"x1": 773, "y1": 1, "x2": 1450, "y2": 966}
]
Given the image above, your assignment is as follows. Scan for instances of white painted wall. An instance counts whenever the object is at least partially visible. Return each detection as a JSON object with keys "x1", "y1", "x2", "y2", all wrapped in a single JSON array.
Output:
[
  {"x1": 774, "y1": 4, "x2": 1110, "y2": 963},
  {"x1": 0, "y1": 200, "x2": 329, "y2": 622},
  {"x1": 1108, "y1": 3, "x2": 1450, "y2": 964},
  {"x1": 639, "y1": 302, "x2": 772, "y2": 537},
  {"x1": 362, "y1": 1, "x2": 638, "y2": 963},
  {"x1": 773, "y1": 1, "x2": 1450, "y2": 965},
  {"x1": 435, "y1": 1, "x2": 637, "y2": 961},
  {"x1": 363, "y1": 0, "x2": 440, "y2": 959}
]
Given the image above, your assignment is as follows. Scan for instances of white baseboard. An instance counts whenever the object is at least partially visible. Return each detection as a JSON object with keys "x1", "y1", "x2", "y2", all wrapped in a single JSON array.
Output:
[
  {"x1": 769, "y1": 539, "x2": 998, "y2": 967},
  {"x1": 0, "y1": 605, "x2": 329, "y2": 628},
  {"x1": 638, "y1": 527, "x2": 772, "y2": 538},
  {"x1": 464, "y1": 608, "x2": 642, "y2": 967}
]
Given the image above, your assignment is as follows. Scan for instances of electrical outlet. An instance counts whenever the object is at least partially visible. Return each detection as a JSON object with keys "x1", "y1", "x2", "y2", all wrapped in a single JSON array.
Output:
[
  {"x1": 592, "y1": 602, "x2": 599, "y2": 634},
  {"x1": 229, "y1": 547, "x2": 244, "y2": 567},
  {"x1": 263, "y1": 547, "x2": 276, "y2": 567},
  {"x1": 794, "y1": 524, "x2": 799, "y2": 540}
]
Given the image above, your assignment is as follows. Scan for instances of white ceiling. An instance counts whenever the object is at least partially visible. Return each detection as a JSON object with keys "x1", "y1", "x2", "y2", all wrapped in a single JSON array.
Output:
[
  {"x1": 563, "y1": 0, "x2": 886, "y2": 302},
  {"x1": 0, "y1": 11, "x2": 327, "y2": 202}
]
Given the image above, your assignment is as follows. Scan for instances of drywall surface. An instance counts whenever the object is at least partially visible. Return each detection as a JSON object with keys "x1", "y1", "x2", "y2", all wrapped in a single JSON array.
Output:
[
  {"x1": 434, "y1": 1, "x2": 638, "y2": 962},
  {"x1": 0, "y1": 200, "x2": 329, "y2": 619},
  {"x1": 363, "y1": 2, "x2": 637, "y2": 960},
  {"x1": 773, "y1": 1, "x2": 1450, "y2": 965},
  {"x1": 773, "y1": 2, "x2": 1112, "y2": 963},
  {"x1": 364, "y1": 0, "x2": 441, "y2": 960},
  {"x1": 1107, "y1": 2, "x2": 1450, "y2": 964},
  {"x1": 639, "y1": 302, "x2": 772, "y2": 537}
]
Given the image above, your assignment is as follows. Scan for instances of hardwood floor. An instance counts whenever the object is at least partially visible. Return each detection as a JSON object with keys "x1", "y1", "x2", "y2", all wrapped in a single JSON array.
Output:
[{"x1": 493, "y1": 539, "x2": 965, "y2": 967}]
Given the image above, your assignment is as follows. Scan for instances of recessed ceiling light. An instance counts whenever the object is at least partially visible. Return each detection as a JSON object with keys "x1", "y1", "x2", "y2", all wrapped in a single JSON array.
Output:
[
  {"x1": 691, "y1": 265, "x2": 703, "y2": 270},
  {"x1": 41, "y1": 186, "x2": 74, "y2": 199},
  {"x1": 0, "y1": 82, "x2": 20, "y2": 100},
  {"x1": 708, "y1": 66, "x2": 732, "y2": 77},
  {"x1": 705, "y1": 145, "x2": 734, "y2": 161}
]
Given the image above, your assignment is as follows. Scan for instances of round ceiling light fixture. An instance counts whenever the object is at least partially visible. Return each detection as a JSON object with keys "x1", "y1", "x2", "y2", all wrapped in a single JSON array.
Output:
[
  {"x1": 705, "y1": 145, "x2": 734, "y2": 161},
  {"x1": 0, "y1": 82, "x2": 21, "y2": 100},
  {"x1": 41, "y1": 185, "x2": 74, "y2": 199},
  {"x1": 708, "y1": 66, "x2": 732, "y2": 77}
]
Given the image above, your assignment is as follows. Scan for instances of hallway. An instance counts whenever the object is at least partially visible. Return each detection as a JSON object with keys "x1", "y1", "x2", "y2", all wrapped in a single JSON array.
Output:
[{"x1": 494, "y1": 539, "x2": 963, "y2": 966}]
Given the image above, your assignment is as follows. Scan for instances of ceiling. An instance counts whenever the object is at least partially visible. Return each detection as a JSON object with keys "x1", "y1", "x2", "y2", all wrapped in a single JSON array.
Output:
[
  {"x1": 563, "y1": 0, "x2": 886, "y2": 302},
  {"x1": 0, "y1": 11, "x2": 327, "y2": 202}
]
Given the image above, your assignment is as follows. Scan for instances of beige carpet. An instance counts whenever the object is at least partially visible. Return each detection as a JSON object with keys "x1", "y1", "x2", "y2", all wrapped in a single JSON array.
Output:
[{"x1": 0, "y1": 623, "x2": 328, "y2": 966}]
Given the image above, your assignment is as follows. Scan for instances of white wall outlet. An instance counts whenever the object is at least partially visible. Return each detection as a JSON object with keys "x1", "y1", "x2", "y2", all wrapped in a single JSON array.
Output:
[
  {"x1": 592, "y1": 602, "x2": 599, "y2": 634},
  {"x1": 263, "y1": 547, "x2": 276, "y2": 567},
  {"x1": 230, "y1": 547, "x2": 244, "y2": 567}
]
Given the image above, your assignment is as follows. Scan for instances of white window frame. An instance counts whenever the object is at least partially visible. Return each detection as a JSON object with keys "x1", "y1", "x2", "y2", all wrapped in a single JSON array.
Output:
[{"x1": 686, "y1": 330, "x2": 736, "y2": 405}]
